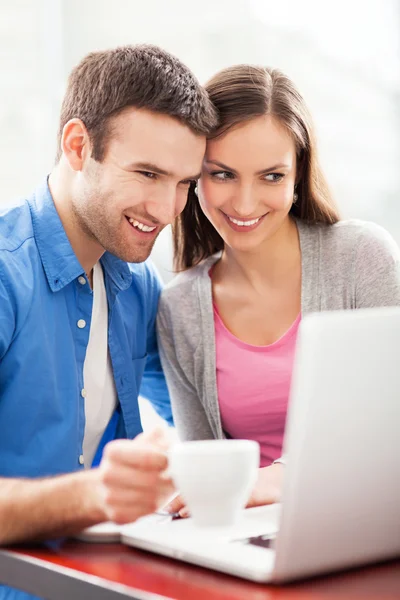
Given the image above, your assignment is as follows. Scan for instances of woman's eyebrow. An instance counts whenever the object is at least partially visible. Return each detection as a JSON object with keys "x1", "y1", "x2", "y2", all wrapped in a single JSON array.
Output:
[
  {"x1": 205, "y1": 159, "x2": 290, "y2": 175},
  {"x1": 255, "y1": 163, "x2": 290, "y2": 175},
  {"x1": 205, "y1": 159, "x2": 237, "y2": 173}
]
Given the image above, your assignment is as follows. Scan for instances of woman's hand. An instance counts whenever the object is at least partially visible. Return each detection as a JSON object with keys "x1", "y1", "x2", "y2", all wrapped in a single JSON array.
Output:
[
  {"x1": 247, "y1": 462, "x2": 284, "y2": 507},
  {"x1": 165, "y1": 462, "x2": 284, "y2": 518}
]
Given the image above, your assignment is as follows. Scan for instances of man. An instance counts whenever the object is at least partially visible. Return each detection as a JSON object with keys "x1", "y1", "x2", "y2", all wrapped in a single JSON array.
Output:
[{"x1": 0, "y1": 44, "x2": 216, "y2": 548}]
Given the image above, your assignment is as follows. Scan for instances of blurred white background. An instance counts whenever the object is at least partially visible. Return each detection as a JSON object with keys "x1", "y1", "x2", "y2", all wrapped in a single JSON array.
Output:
[{"x1": 1, "y1": 0, "x2": 399, "y2": 427}]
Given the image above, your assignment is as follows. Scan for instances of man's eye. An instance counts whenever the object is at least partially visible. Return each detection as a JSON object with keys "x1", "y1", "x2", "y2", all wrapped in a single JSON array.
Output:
[
  {"x1": 180, "y1": 179, "x2": 196, "y2": 187},
  {"x1": 138, "y1": 171, "x2": 157, "y2": 179}
]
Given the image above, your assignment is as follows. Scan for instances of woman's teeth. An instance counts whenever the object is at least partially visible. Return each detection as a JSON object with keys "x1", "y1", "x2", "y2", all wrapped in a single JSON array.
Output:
[
  {"x1": 128, "y1": 218, "x2": 156, "y2": 232},
  {"x1": 228, "y1": 216, "x2": 261, "y2": 227}
]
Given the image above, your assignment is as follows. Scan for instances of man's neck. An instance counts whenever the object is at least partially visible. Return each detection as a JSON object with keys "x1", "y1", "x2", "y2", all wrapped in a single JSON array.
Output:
[{"x1": 48, "y1": 166, "x2": 104, "y2": 276}]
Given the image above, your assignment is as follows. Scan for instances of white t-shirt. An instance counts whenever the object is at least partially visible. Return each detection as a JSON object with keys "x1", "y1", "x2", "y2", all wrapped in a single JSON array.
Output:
[{"x1": 82, "y1": 262, "x2": 118, "y2": 468}]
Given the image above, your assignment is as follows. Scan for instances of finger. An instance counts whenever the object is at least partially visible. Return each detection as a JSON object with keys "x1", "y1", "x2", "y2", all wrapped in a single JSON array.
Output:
[
  {"x1": 103, "y1": 440, "x2": 168, "y2": 472},
  {"x1": 104, "y1": 499, "x2": 166, "y2": 525},
  {"x1": 101, "y1": 462, "x2": 174, "y2": 492},
  {"x1": 103, "y1": 481, "x2": 175, "y2": 511},
  {"x1": 179, "y1": 507, "x2": 190, "y2": 518},
  {"x1": 141, "y1": 427, "x2": 170, "y2": 451},
  {"x1": 164, "y1": 493, "x2": 186, "y2": 513}
]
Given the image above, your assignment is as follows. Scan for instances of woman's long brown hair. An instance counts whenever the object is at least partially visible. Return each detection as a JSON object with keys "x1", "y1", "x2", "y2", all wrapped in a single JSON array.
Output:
[{"x1": 173, "y1": 65, "x2": 340, "y2": 270}]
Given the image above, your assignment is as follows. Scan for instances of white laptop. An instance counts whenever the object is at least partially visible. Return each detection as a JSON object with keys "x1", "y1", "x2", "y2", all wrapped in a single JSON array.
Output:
[{"x1": 119, "y1": 307, "x2": 400, "y2": 582}]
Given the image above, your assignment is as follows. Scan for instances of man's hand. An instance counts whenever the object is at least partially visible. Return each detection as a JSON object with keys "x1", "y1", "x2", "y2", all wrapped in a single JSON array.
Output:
[
  {"x1": 0, "y1": 427, "x2": 175, "y2": 545},
  {"x1": 166, "y1": 463, "x2": 284, "y2": 518},
  {"x1": 93, "y1": 427, "x2": 175, "y2": 524}
]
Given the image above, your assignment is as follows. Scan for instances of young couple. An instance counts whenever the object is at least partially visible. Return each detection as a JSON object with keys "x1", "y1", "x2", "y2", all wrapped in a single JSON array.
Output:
[{"x1": 1, "y1": 45, "x2": 399, "y2": 555}]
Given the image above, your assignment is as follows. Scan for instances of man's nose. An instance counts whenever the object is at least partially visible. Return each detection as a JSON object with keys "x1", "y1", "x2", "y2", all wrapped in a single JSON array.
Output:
[{"x1": 146, "y1": 185, "x2": 179, "y2": 226}]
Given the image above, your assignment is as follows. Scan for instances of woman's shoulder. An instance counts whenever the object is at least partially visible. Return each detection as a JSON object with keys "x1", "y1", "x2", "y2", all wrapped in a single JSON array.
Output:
[
  {"x1": 328, "y1": 218, "x2": 395, "y2": 242},
  {"x1": 299, "y1": 218, "x2": 400, "y2": 310},
  {"x1": 300, "y1": 218, "x2": 399, "y2": 259},
  {"x1": 158, "y1": 254, "x2": 219, "y2": 315}
]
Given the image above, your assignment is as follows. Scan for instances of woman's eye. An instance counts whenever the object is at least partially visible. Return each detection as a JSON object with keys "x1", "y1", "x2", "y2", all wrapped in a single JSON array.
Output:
[
  {"x1": 264, "y1": 173, "x2": 284, "y2": 182},
  {"x1": 210, "y1": 171, "x2": 234, "y2": 181}
]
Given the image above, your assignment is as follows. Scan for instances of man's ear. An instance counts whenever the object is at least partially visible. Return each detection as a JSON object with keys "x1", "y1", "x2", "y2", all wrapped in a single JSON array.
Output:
[{"x1": 60, "y1": 118, "x2": 91, "y2": 171}]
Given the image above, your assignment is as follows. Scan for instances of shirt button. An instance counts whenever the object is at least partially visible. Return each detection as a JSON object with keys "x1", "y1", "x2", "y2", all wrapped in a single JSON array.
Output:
[
  {"x1": 78, "y1": 276, "x2": 86, "y2": 285},
  {"x1": 78, "y1": 454, "x2": 85, "y2": 465},
  {"x1": 77, "y1": 319, "x2": 86, "y2": 329},
  {"x1": 81, "y1": 388, "x2": 86, "y2": 398}
]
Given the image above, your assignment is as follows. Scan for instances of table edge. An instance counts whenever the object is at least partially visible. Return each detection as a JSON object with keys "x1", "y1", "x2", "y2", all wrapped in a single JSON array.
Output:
[{"x1": 0, "y1": 548, "x2": 171, "y2": 600}]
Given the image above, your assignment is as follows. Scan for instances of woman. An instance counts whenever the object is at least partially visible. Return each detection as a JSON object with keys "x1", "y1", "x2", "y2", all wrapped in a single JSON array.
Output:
[{"x1": 158, "y1": 65, "x2": 400, "y2": 516}]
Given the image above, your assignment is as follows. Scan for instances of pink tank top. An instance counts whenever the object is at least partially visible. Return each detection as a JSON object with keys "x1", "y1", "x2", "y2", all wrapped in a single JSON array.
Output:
[{"x1": 213, "y1": 302, "x2": 301, "y2": 467}]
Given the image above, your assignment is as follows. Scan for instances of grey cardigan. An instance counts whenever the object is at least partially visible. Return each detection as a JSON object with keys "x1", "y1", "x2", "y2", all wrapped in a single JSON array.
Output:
[{"x1": 157, "y1": 219, "x2": 400, "y2": 454}]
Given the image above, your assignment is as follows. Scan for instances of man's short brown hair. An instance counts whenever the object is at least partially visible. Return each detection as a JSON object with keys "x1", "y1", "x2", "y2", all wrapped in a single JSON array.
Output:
[{"x1": 56, "y1": 44, "x2": 217, "y2": 161}]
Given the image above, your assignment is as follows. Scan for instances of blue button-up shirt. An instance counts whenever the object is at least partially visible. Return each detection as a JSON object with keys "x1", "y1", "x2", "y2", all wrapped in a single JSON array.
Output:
[{"x1": 0, "y1": 179, "x2": 172, "y2": 479}]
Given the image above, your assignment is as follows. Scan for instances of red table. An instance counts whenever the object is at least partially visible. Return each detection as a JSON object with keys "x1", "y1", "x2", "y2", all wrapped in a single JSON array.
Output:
[{"x1": 0, "y1": 541, "x2": 399, "y2": 600}]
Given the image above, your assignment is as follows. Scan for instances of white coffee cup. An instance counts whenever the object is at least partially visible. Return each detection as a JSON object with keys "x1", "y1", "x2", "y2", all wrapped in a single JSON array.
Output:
[{"x1": 168, "y1": 439, "x2": 259, "y2": 527}]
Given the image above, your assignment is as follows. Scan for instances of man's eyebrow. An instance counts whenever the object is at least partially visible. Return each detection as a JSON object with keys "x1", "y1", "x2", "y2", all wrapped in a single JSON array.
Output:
[
  {"x1": 205, "y1": 160, "x2": 290, "y2": 175},
  {"x1": 127, "y1": 162, "x2": 201, "y2": 181},
  {"x1": 128, "y1": 162, "x2": 170, "y2": 176}
]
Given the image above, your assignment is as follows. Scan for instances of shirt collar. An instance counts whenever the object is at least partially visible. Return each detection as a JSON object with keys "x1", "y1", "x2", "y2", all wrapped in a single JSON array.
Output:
[
  {"x1": 101, "y1": 252, "x2": 132, "y2": 292},
  {"x1": 28, "y1": 178, "x2": 132, "y2": 293}
]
